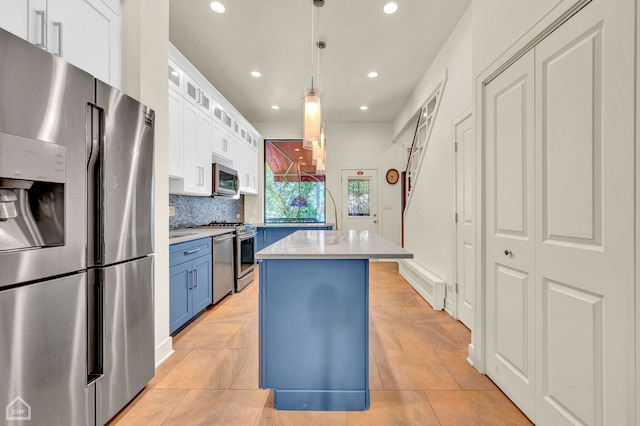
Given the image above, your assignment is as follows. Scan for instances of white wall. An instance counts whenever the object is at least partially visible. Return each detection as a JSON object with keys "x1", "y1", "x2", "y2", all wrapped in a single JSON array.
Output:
[
  {"x1": 472, "y1": 0, "x2": 577, "y2": 73},
  {"x1": 121, "y1": 0, "x2": 172, "y2": 366},
  {"x1": 398, "y1": 7, "x2": 472, "y2": 290},
  {"x1": 250, "y1": 121, "x2": 404, "y2": 245}
]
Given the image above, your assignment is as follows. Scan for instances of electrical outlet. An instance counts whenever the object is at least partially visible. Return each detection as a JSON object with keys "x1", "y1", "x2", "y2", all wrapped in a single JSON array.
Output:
[{"x1": 169, "y1": 205, "x2": 176, "y2": 217}]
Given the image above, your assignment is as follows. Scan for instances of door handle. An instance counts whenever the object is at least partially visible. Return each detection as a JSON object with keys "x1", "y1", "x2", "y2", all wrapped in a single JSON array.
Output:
[
  {"x1": 53, "y1": 21, "x2": 63, "y2": 56},
  {"x1": 193, "y1": 270, "x2": 198, "y2": 288},
  {"x1": 35, "y1": 10, "x2": 46, "y2": 48},
  {"x1": 188, "y1": 271, "x2": 193, "y2": 289}
]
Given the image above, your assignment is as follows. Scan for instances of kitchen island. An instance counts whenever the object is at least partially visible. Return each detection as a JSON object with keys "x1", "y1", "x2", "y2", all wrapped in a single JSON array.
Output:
[{"x1": 256, "y1": 230, "x2": 412, "y2": 411}]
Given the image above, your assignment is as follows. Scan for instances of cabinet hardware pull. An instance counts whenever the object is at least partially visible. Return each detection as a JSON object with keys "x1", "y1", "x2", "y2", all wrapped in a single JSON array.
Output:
[
  {"x1": 53, "y1": 22, "x2": 63, "y2": 57},
  {"x1": 185, "y1": 248, "x2": 201, "y2": 254},
  {"x1": 194, "y1": 270, "x2": 198, "y2": 288},
  {"x1": 504, "y1": 249, "x2": 512, "y2": 256},
  {"x1": 35, "y1": 10, "x2": 46, "y2": 48}
]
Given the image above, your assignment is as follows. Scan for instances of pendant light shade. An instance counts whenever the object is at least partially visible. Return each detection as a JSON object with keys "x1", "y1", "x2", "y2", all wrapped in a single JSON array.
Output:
[{"x1": 303, "y1": 87, "x2": 321, "y2": 149}]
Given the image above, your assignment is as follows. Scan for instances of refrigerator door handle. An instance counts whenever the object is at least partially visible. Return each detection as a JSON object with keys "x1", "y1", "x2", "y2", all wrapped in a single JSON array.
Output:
[
  {"x1": 87, "y1": 104, "x2": 104, "y2": 265},
  {"x1": 87, "y1": 269, "x2": 104, "y2": 384}
]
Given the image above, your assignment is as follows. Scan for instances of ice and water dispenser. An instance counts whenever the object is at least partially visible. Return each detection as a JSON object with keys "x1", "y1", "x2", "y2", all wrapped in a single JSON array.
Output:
[{"x1": 0, "y1": 132, "x2": 66, "y2": 251}]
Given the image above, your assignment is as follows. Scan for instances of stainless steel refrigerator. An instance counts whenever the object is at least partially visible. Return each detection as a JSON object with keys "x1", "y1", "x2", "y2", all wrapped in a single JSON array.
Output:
[{"x1": 0, "y1": 28, "x2": 154, "y2": 425}]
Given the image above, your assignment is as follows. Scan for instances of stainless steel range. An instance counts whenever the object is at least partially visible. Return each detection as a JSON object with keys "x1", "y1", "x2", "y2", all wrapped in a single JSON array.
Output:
[{"x1": 207, "y1": 222, "x2": 257, "y2": 292}]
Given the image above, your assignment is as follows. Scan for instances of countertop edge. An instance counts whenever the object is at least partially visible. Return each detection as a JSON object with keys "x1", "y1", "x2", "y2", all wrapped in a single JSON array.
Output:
[
  {"x1": 256, "y1": 254, "x2": 414, "y2": 260},
  {"x1": 255, "y1": 230, "x2": 413, "y2": 260},
  {"x1": 169, "y1": 228, "x2": 234, "y2": 244},
  {"x1": 255, "y1": 223, "x2": 335, "y2": 228}
]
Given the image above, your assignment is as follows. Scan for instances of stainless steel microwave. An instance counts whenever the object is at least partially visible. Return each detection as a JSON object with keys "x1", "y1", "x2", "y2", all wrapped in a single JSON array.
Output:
[{"x1": 212, "y1": 163, "x2": 239, "y2": 196}]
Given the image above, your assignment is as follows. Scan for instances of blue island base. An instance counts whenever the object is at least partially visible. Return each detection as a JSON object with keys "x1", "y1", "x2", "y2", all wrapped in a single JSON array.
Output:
[
  {"x1": 259, "y1": 258, "x2": 371, "y2": 411},
  {"x1": 273, "y1": 389, "x2": 370, "y2": 411}
]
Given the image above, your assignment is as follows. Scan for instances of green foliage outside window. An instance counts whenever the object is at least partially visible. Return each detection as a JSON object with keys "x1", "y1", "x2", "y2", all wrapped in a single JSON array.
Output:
[{"x1": 264, "y1": 166, "x2": 325, "y2": 222}]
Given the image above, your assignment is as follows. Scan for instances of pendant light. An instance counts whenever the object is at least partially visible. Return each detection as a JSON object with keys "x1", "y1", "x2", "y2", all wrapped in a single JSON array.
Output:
[
  {"x1": 303, "y1": 0, "x2": 324, "y2": 150},
  {"x1": 303, "y1": 82, "x2": 321, "y2": 149}
]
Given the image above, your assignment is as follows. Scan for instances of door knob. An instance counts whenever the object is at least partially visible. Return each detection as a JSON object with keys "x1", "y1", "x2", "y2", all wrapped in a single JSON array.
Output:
[{"x1": 504, "y1": 249, "x2": 512, "y2": 256}]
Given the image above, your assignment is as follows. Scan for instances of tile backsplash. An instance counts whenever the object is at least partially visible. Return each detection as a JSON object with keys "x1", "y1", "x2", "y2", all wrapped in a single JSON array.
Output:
[{"x1": 169, "y1": 194, "x2": 244, "y2": 229}]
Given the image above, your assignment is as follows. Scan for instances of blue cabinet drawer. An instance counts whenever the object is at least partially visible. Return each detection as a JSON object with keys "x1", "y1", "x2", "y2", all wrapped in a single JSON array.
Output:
[{"x1": 170, "y1": 237, "x2": 212, "y2": 268}]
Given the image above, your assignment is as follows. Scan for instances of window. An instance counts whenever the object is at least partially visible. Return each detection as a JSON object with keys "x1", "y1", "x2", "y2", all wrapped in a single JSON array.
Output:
[
  {"x1": 347, "y1": 178, "x2": 371, "y2": 216},
  {"x1": 264, "y1": 140, "x2": 325, "y2": 223}
]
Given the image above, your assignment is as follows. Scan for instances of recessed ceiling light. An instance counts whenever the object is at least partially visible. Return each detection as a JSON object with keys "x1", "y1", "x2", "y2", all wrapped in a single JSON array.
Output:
[
  {"x1": 383, "y1": 2, "x2": 398, "y2": 14},
  {"x1": 271, "y1": 105, "x2": 280, "y2": 110},
  {"x1": 294, "y1": 148, "x2": 300, "y2": 152},
  {"x1": 210, "y1": 1, "x2": 225, "y2": 13},
  {"x1": 251, "y1": 71, "x2": 262, "y2": 78},
  {"x1": 367, "y1": 71, "x2": 378, "y2": 78},
  {"x1": 299, "y1": 156, "x2": 304, "y2": 159},
  {"x1": 360, "y1": 106, "x2": 368, "y2": 110}
]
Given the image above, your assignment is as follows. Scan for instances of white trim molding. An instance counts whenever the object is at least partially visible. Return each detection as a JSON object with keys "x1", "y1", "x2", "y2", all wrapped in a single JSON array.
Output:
[{"x1": 398, "y1": 259, "x2": 446, "y2": 310}]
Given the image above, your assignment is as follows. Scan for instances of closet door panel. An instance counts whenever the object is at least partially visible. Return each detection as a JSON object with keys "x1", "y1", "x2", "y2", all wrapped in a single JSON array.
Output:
[
  {"x1": 484, "y1": 49, "x2": 536, "y2": 421},
  {"x1": 534, "y1": 0, "x2": 636, "y2": 424}
]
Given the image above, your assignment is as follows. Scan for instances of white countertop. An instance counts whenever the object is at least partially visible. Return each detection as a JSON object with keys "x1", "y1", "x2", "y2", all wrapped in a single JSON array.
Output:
[
  {"x1": 256, "y1": 223, "x2": 334, "y2": 228},
  {"x1": 169, "y1": 228, "x2": 234, "y2": 244},
  {"x1": 255, "y1": 230, "x2": 413, "y2": 260}
]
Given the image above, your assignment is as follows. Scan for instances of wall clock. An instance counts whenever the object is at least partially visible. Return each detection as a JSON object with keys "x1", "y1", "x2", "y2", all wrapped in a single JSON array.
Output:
[{"x1": 385, "y1": 168, "x2": 400, "y2": 185}]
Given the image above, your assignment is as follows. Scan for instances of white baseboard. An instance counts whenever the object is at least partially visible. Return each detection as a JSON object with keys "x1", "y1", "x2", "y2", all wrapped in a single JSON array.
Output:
[
  {"x1": 466, "y1": 342, "x2": 475, "y2": 368},
  {"x1": 155, "y1": 336, "x2": 174, "y2": 368},
  {"x1": 398, "y1": 259, "x2": 446, "y2": 310}
]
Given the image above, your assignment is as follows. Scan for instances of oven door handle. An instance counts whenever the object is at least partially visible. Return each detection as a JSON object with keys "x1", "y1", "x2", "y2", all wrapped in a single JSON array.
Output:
[{"x1": 238, "y1": 232, "x2": 257, "y2": 241}]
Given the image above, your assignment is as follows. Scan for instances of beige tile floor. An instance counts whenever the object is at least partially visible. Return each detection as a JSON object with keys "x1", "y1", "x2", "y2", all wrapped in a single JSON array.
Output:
[{"x1": 109, "y1": 262, "x2": 532, "y2": 426}]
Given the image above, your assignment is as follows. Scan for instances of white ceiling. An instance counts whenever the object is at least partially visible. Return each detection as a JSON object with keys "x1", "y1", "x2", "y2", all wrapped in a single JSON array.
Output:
[{"x1": 169, "y1": 0, "x2": 470, "y2": 124}]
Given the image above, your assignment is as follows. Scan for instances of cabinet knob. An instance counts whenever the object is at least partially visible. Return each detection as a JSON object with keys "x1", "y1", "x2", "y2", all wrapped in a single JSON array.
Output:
[{"x1": 504, "y1": 249, "x2": 512, "y2": 256}]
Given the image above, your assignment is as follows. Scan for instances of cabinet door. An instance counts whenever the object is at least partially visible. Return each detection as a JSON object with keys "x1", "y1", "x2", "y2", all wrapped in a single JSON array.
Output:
[
  {"x1": 192, "y1": 255, "x2": 212, "y2": 313},
  {"x1": 168, "y1": 59, "x2": 182, "y2": 93},
  {"x1": 169, "y1": 262, "x2": 192, "y2": 334},
  {"x1": 182, "y1": 101, "x2": 200, "y2": 193},
  {"x1": 183, "y1": 73, "x2": 200, "y2": 107},
  {"x1": 196, "y1": 112, "x2": 213, "y2": 194},
  {"x1": 212, "y1": 123, "x2": 227, "y2": 158},
  {"x1": 0, "y1": 1, "x2": 28, "y2": 40},
  {"x1": 47, "y1": 0, "x2": 121, "y2": 87},
  {"x1": 248, "y1": 148, "x2": 258, "y2": 193},
  {"x1": 168, "y1": 88, "x2": 184, "y2": 178},
  {"x1": 27, "y1": 0, "x2": 47, "y2": 47}
]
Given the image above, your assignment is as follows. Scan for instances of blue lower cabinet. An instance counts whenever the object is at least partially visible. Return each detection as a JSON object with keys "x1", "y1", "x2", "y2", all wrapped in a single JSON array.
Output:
[
  {"x1": 259, "y1": 258, "x2": 370, "y2": 411},
  {"x1": 256, "y1": 225, "x2": 333, "y2": 251},
  {"x1": 169, "y1": 238, "x2": 212, "y2": 334},
  {"x1": 192, "y1": 255, "x2": 212, "y2": 313},
  {"x1": 169, "y1": 262, "x2": 192, "y2": 333}
]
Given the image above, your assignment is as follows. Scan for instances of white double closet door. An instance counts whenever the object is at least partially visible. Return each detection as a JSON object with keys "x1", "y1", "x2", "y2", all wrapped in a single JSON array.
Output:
[{"x1": 484, "y1": 0, "x2": 635, "y2": 424}]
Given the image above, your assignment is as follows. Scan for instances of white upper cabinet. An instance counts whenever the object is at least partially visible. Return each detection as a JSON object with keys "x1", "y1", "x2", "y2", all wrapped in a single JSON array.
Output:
[
  {"x1": 168, "y1": 42, "x2": 261, "y2": 196},
  {"x1": 4, "y1": 0, "x2": 122, "y2": 88},
  {"x1": 0, "y1": 1, "x2": 28, "y2": 39},
  {"x1": 168, "y1": 59, "x2": 183, "y2": 93},
  {"x1": 168, "y1": 88, "x2": 184, "y2": 178}
]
